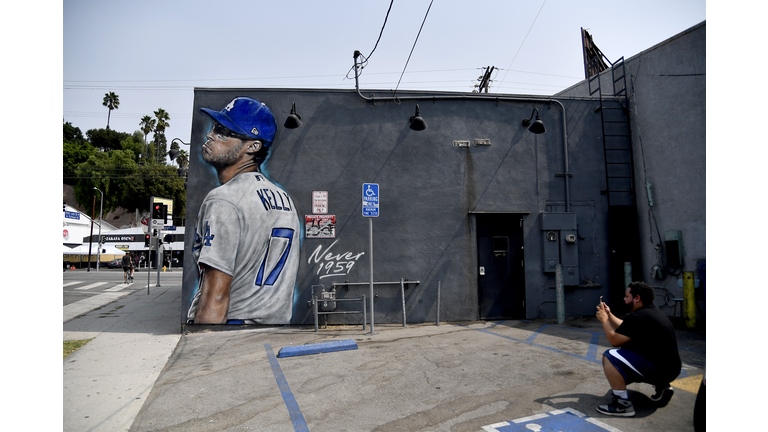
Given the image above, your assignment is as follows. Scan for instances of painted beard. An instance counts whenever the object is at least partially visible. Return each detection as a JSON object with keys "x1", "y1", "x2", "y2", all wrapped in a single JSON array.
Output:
[{"x1": 202, "y1": 139, "x2": 243, "y2": 169}]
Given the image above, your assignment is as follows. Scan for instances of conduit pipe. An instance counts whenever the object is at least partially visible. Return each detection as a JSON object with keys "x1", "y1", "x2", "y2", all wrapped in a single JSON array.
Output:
[{"x1": 352, "y1": 51, "x2": 572, "y2": 212}]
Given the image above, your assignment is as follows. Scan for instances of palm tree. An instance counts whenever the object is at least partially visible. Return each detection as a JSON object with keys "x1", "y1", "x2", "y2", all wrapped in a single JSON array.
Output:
[
  {"x1": 176, "y1": 149, "x2": 189, "y2": 169},
  {"x1": 153, "y1": 108, "x2": 170, "y2": 135},
  {"x1": 139, "y1": 115, "x2": 156, "y2": 165},
  {"x1": 153, "y1": 108, "x2": 171, "y2": 164},
  {"x1": 139, "y1": 115, "x2": 156, "y2": 145},
  {"x1": 102, "y1": 92, "x2": 120, "y2": 129}
]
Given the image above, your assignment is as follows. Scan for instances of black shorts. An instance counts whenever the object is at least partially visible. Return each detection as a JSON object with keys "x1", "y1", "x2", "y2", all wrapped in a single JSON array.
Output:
[{"x1": 604, "y1": 348, "x2": 669, "y2": 385}]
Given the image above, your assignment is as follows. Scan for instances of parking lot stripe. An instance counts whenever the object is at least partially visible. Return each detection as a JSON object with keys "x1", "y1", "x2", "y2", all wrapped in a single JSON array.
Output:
[
  {"x1": 264, "y1": 343, "x2": 309, "y2": 432},
  {"x1": 470, "y1": 324, "x2": 603, "y2": 365}
]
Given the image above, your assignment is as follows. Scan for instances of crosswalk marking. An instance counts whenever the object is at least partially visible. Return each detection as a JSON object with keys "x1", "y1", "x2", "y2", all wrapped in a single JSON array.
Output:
[
  {"x1": 74, "y1": 282, "x2": 109, "y2": 291},
  {"x1": 63, "y1": 281, "x2": 83, "y2": 288},
  {"x1": 105, "y1": 284, "x2": 128, "y2": 292}
]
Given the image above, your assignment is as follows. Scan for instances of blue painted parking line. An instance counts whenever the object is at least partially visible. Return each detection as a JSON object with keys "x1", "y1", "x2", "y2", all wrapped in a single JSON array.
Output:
[
  {"x1": 264, "y1": 344, "x2": 310, "y2": 432},
  {"x1": 469, "y1": 322, "x2": 693, "y2": 379},
  {"x1": 482, "y1": 408, "x2": 623, "y2": 432},
  {"x1": 468, "y1": 323, "x2": 603, "y2": 365}
]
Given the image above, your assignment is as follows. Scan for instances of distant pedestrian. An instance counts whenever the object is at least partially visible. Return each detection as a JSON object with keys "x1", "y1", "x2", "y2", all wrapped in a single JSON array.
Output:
[
  {"x1": 595, "y1": 281, "x2": 681, "y2": 417},
  {"x1": 122, "y1": 252, "x2": 135, "y2": 283}
]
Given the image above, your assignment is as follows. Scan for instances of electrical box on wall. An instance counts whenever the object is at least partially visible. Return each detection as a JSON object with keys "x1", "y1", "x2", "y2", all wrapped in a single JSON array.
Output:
[
  {"x1": 541, "y1": 213, "x2": 580, "y2": 285},
  {"x1": 665, "y1": 230, "x2": 683, "y2": 269}
]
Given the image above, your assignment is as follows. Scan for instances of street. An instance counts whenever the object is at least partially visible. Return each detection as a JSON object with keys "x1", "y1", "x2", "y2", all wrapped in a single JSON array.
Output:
[{"x1": 63, "y1": 267, "x2": 182, "y2": 306}]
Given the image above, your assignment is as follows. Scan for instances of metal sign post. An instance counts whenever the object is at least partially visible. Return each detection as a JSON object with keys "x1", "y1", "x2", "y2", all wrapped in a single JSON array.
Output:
[
  {"x1": 147, "y1": 245, "x2": 151, "y2": 295},
  {"x1": 362, "y1": 183, "x2": 379, "y2": 335}
]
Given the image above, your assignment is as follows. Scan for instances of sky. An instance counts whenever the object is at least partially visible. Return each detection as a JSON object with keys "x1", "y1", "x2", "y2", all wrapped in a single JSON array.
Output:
[{"x1": 62, "y1": 0, "x2": 707, "y2": 152}]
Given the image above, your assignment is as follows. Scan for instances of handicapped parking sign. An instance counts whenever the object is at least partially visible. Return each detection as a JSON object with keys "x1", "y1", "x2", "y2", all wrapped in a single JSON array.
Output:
[
  {"x1": 481, "y1": 408, "x2": 621, "y2": 432},
  {"x1": 362, "y1": 183, "x2": 379, "y2": 217}
]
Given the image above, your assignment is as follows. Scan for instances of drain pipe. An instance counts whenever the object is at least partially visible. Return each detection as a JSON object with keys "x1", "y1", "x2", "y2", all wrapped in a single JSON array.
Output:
[{"x1": 352, "y1": 51, "x2": 571, "y2": 212}]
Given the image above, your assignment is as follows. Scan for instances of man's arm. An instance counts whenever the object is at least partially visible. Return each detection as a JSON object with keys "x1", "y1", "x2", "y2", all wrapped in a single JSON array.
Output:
[
  {"x1": 596, "y1": 303, "x2": 631, "y2": 347},
  {"x1": 193, "y1": 264, "x2": 232, "y2": 324}
]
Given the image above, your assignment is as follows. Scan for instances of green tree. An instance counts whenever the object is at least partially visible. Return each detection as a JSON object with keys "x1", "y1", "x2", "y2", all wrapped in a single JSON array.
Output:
[
  {"x1": 102, "y1": 92, "x2": 120, "y2": 129},
  {"x1": 64, "y1": 122, "x2": 96, "y2": 186},
  {"x1": 153, "y1": 108, "x2": 170, "y2": 164},
  {"x1": 73, "y1": 149, "x2": 137, "y2": 214},
  {"x1": 64, "y1": 121, "x2": 86, "y2": 144},
  {"x1": 120, "y1": 165, "x2": 186, "y2": 224},
  {"x1": 120, "y1": 135, "x2": 145, "y2": 163},
  {"x1": 86, "y1": 128, "x2": 131, "y2": 152}
]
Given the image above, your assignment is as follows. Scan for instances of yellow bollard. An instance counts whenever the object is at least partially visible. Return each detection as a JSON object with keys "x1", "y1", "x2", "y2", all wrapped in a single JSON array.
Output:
[{"x1": 683, "y1": 271, "x2": 696, "y2": 328}]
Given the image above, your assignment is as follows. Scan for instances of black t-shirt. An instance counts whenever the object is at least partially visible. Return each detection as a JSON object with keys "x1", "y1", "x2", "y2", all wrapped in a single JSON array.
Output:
[
  {"x1": 615, "y1": 305, "x2": 682, "y2": 382},
  {"x1": 122, "y1": 255, "x2": 133, "y2": 267}
]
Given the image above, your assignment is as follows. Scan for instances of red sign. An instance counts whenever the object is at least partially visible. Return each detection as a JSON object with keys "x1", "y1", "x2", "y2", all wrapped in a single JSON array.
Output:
[{"x1": 305, "y1": 215, "x2": 335, "y2": 238}]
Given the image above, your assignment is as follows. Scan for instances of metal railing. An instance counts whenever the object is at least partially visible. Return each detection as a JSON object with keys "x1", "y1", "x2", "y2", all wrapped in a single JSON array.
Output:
[
  {"x1": 311, "y1": 295, "x2": 367, "y2": 333},
  {"x1": 332, "y1": 279, "x2": 420, "y2": 328}
]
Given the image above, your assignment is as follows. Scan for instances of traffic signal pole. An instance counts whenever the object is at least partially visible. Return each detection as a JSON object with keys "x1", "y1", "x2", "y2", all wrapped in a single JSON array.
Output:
[{"x1": 156, "y1": 232, "x2": 161, "y2": 287}]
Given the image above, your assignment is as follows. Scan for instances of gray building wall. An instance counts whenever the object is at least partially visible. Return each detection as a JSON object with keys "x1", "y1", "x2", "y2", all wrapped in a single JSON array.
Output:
[
  {"x1": 182, "y1": 22, "x2": 705, "y2": 325},
  {"x1": 557, "y1": 21, "x2": 706, "y2": 319}
]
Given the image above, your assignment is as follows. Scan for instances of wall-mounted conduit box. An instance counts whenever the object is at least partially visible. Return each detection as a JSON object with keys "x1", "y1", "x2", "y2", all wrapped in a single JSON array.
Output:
[
  {"x1": 541, "y1": 213, "x2": 579, "y2": 286},
  {"x1": 665, "y1": 230, "x2": 683, "y2": 269}
]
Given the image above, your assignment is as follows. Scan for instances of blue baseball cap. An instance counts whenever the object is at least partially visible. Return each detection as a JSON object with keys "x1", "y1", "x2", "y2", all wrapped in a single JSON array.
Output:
[{"x1": 200, "y1": 97, "x2": 277, "y2": 145}]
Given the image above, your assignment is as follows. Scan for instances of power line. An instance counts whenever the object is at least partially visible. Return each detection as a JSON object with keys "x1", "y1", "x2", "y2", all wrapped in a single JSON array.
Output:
[
  {"x1": 394, "y1": 0, "x2": 434, "y2": 97},
  {"x1": 497, "y1": 0, "x2": 548, "y2": 90}
]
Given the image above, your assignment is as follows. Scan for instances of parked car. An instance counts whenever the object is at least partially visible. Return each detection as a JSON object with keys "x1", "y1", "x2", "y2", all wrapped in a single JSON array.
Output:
[{"x1": 107, "y1": 258, "x2": 123, "y2": 269}]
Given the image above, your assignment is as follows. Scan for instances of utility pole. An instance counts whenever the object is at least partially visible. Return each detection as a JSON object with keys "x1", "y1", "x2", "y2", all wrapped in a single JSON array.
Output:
[
  {"x1": 87, "y1": 195, "x2": 95, "y2": 272},
  {"x1": 474, "y1": 66, "x2": 495, "y2": 93}
]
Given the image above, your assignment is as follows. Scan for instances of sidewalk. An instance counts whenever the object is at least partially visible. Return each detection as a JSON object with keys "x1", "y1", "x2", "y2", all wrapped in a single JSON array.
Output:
[{"x1": 63, "y1": 280, "x2": 182, "y2": 432}]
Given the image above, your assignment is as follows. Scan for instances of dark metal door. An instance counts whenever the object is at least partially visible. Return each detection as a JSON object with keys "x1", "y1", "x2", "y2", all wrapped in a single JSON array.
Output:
[{"x1": 477, "y1": 213, "x2": 526, "y2": 319}]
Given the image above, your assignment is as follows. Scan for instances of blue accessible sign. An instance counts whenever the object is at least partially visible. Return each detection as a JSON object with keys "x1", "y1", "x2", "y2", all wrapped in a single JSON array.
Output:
[
  {"x1": 481, "y1": 408, "x2": 622, "y2": 432},
  {"x1": 362, "y1": 183, "x2": 379, "y2": 217}
]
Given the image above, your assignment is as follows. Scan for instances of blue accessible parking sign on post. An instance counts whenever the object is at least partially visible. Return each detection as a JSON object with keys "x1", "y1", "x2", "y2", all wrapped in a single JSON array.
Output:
[{"x1": 362, "y1": 183, "x2": 379, "y2": 217}]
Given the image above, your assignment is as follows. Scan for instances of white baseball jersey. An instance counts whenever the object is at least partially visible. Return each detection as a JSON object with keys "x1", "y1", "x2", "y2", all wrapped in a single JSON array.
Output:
[{"x1": 187, "y1": 171, "x2": 300, "y2": 324}]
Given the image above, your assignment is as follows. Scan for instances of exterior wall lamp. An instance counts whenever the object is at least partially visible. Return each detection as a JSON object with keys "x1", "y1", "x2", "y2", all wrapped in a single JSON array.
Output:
[
  {"x1": 409, "y1": 104, "x2": 427, "y2": 131},
  {"x1": 284, "y1": 102, "x2": 302, "y2": 129},
  {"x1": 522, "y1": 107, "x2": 546, "y2": 134},
  {"x1": 351, "y1": 51, "x2": 571, "y2": 211}
]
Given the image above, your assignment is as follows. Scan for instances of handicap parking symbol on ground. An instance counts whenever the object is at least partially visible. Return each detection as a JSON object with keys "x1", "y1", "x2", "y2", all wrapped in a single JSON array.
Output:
[{"x1": 482, "y1": 408, "x2": 623, "y2": 432}]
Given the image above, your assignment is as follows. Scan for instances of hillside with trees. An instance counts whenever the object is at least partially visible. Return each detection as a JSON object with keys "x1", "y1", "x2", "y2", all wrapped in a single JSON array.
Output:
[{"x1": 63, "y1": 93, "x2": 188, "y2": 227}]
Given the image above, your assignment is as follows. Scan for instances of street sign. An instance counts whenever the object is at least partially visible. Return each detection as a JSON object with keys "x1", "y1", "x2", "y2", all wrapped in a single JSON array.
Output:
[{"x1": 362, "y1": 183, "x2": 379, "y2": 217}]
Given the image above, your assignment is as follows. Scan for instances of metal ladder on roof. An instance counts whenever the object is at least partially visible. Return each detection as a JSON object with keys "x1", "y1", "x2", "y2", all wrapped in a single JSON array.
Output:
[{"x1": 589, "y1": 56, "x2": 636, "y2": 207}]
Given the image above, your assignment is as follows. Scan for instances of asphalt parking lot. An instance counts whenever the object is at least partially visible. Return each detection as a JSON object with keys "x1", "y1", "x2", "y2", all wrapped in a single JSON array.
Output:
[{"x1": 129, "y1": 318, "x2": 705, "y2": 432}]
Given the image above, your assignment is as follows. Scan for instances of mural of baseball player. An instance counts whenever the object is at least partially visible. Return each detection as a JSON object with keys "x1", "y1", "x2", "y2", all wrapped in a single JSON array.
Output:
[{"x1": 187, "y1": 97, "x2": 301, "y2": 324}]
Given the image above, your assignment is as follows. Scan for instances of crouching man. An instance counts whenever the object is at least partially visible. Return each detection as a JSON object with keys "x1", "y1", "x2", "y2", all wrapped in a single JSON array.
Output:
[{"x1": 595, "y1": 281, "x2": 682, "y2": 417}]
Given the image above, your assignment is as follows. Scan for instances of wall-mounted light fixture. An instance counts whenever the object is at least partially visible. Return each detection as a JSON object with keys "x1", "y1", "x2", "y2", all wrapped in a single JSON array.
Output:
[
  {"x1": 522, "y1": 108, "x2": 546, "y2": 134},
  {"x1": 352, "y1": 51, "x2": 571, "y2": 211},
  {"x1": 284, "y1": 102, "x2": 302, "y2": 129},
  {"x1": 409, "y1": 104, "x2": 427, "y2": 131}
]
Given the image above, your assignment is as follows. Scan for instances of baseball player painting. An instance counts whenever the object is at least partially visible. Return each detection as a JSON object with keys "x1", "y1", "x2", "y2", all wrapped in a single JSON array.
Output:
[{"x1": 187, "y1": 97, "x2": 301, "y2": 324}]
